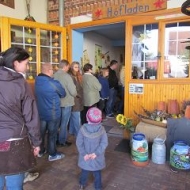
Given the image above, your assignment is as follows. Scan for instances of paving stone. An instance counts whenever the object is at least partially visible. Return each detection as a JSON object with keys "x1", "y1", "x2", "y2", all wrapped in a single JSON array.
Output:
[{"x1": 23, "y1": 119, "x2": 190, "y2": 190}]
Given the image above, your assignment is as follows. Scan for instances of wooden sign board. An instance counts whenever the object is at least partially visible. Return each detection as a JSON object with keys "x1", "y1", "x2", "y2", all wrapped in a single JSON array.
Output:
[
  {"x1": 93, "y1": 0, "x2": 167, "y2": 20},
  {"x1": 0, "y1": 0, "x2": 15, "y2": 9}
]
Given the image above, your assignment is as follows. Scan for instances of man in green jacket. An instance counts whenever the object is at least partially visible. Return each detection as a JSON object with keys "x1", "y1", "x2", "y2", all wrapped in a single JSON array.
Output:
[{"x1": 54, "y1": 59, "x2": 77, "y2": 146}]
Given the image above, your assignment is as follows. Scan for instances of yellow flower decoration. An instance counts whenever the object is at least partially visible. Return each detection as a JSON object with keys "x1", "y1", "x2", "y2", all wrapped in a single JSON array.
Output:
[
  {"x1": 116, "y1": 114, "x2": 123, "y2": 124},
  {"x1": 116, "y1": 114, "x2": 135, "y2": 132},
  {"x1": 121, "y1": 116, "x2": 127, "y2": 125}
]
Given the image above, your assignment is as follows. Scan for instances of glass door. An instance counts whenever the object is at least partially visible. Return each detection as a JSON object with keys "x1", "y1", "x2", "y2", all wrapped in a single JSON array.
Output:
[
  {"x1": 131, "y1": 23, "x2": 159, "y2": 80},
  {"x1": 163, "y1": 21, "x2": 190, "y2": 78}
]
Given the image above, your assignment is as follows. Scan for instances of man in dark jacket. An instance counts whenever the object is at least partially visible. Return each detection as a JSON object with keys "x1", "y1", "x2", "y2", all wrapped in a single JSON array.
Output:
[
  {"x1": 105, "y1": 60, "x2": 119, "y2": 118},
  {"x1": 35, "y1": 63, "x2": 66, "y2": 161}
]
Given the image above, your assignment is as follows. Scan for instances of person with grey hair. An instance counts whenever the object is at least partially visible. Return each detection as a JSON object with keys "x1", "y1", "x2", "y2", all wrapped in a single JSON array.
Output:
[
  {"x1": 54, "y1": 59, "x2": 77, "y2": 147},
  {"x1": 81, "y1": 63, "x2": 101, "y2": 124}
]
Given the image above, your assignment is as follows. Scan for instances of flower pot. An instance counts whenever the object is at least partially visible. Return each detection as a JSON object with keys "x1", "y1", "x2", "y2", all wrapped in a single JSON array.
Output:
[
  {"x1": 157, "y1": 101, "x2": 167, "y2": 111},
  {"x1": 168, "y1": 99, "x2": 179, "y2": 115},
  {"x1": 123, "y1": 129, "x2": 130, "y2": 139},
  {"x1": 185, "y1": 105, "x2": 190, "y2": 119}
]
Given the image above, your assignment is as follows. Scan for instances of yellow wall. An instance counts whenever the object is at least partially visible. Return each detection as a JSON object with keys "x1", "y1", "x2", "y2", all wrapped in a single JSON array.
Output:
[{"x1": 126, "y1": 83, "x2": 190, "y2": 124}]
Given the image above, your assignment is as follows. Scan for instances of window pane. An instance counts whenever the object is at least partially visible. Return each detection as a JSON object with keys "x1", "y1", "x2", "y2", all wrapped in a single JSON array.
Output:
[
  {"x1": 132, "y1": 23, "x2": 158, "y2": 79},
  {"x1": 11, "y1": 25, "x2": 37, "y2": 80},
  {"x1": 40, "y1": 30, "x2": 61, "y2": 73},
  {"x1": 164, "y1": 22, "x2": 190, "y2": 78}
]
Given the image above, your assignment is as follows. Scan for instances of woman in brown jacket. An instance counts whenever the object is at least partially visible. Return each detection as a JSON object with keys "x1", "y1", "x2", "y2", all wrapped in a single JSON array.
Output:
[
  {"x1": 68, "y1": 61, "x2": 83, "y2": 137},
  {"x1": 0, "y1": 47, "x2": 41, "y2": 189}
]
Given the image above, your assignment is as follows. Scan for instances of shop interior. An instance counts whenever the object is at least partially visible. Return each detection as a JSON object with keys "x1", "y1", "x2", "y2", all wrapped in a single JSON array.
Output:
[{"x1": 71, "y1": 22, "x2": 125, "y2": 73}]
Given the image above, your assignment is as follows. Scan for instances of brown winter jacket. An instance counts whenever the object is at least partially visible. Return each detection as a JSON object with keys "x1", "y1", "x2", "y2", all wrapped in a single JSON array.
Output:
[
  {"x1": 69, "y1": 73, "x2": 84, "y2": 112},
  {"x1": 0, "y1": 67, "x2": 41, "y2": 147}
]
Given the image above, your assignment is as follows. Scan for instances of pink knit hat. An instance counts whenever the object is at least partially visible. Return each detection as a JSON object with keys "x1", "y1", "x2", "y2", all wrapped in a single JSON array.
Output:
[{"x1": 86, "y1": 107, "x2": 102, "y2": 124}]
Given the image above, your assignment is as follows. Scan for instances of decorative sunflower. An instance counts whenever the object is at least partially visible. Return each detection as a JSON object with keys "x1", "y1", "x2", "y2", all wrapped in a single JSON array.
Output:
[
  {"x1": 116, "y1": 114, "x2": 123, "y2": 124},
  {"x1": 116, "y1": 114, "x2": 135, "y2": 132},
  {"x1": 121, "y1": 116, "x2": 127, "y2": 125}
]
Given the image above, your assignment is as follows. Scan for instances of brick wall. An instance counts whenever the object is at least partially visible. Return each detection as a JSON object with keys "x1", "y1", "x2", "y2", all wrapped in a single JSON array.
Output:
[{"x1": 48, "y1": 0, "x2": 127, "y2": 26}]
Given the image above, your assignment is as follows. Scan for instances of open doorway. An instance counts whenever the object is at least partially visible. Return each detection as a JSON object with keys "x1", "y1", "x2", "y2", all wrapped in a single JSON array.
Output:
[
  {"x1": 71, "y1": 22, "x2": 126, "y2": 115},
  {"x1": 71, "y1": 22, "x2": 125, "y2": 73}
]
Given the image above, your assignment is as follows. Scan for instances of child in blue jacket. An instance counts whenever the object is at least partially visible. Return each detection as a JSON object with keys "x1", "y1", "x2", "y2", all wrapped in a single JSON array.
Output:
[
  {"x1": 76, "y1": 107, "x2": 108, "y2": 190},
  {"x1": 97, "y1": 68, "x2": 109, "y2": 119}
]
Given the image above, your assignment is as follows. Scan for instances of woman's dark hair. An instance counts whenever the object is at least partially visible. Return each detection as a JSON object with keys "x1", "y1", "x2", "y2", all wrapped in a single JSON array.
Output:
[
  {"x1": 0, "y1": 47, "x2": 29, "y2": 70},
  {"x1": 83, "y1": 63, "x2": 93, "y2": 73}
]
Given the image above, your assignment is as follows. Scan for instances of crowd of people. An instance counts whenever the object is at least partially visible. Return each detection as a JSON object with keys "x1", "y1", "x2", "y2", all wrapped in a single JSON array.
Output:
[{"x1": 0, "y1": 47, "x2": 125, "y2": 190}]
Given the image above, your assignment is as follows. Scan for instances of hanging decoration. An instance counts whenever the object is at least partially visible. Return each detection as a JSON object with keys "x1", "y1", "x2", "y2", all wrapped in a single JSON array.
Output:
[
  {"x1": 27, "y1": 31, "x2": 33, "y2": 72},
  {"x1": 26, "y1": 26, "x2": 33, "y2": 62},
  {"x1": 53, "y1": 32, "x2": 59, "y2": 63},
  {"x1": 27, "y1": 27, "x2": 34, "y2": 80},
  {"x1": 24, "y1": 0, "x2": 36, "y2": 22}
]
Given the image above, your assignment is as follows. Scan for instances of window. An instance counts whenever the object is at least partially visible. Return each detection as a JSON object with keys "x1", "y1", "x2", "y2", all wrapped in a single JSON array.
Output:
[
  {"x1": 11, "y1": 25, "x2": 37, "y2": 79},
  {"x1": 164, "y1": 22, "x2": 190, "y2": 78},
  {"x1": 40, "y1": 30, "x2": 61, "y2": 72},
  {"x1": 132, "y1": 23, "x2": 159, "y2": 80},
  {"x1": 10, "y1": 26, "x2": 62, "y2": 79}
]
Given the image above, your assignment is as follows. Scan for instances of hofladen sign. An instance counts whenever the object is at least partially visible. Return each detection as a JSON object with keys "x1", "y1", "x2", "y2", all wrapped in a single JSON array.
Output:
[{"x1": 92, "y1": 0, "x2": 167, "y2": 20}]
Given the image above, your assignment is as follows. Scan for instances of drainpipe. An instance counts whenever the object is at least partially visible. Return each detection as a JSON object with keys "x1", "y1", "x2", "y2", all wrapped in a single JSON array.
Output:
[{"x1": 59, "y1": 0, "x2": 64, "y2": 26}]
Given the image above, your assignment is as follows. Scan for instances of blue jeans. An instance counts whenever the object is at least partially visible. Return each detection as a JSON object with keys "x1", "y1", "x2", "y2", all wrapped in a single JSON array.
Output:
[
  {"x1": 69, "y1": 111, "x2": 81, "y2": 137},
  {"x1": 105, "y1": 88, "x2": 117, "y2": 116},
  {"x1": 79, "y1": 169, "x2": 102, "y2": 190},
  {"x1": 40, "y1": 118, "x2": 60, "y2": 156},
  {"x1": 58, "y1": 106, "x2": 72, "y2": 144},
  {"x1": 0, "y1": 173, "x2": 24, "y2": 190}
]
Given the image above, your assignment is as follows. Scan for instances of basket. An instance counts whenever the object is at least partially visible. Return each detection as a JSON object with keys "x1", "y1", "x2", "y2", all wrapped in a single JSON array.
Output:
[{"x1": 140, "y1": 118, "x2": 167, "y2": 128}]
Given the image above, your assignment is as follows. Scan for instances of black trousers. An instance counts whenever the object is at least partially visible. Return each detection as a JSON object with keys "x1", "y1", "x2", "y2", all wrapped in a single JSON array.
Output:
[{"x1": 81, "y1": 103, "x2": 97, "y2": 125}]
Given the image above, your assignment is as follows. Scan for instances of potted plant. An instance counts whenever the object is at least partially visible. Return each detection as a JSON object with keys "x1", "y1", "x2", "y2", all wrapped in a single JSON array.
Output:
[
  {"x1": 181, "y1": 99, "x2": 190, "y2": 118},
  {"x1": 116, "y1": 114, "x2": 135, "y2": 141}
]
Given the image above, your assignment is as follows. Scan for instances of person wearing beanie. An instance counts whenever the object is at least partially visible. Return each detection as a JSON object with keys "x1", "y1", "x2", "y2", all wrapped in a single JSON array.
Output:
[{"x1": 76, "y1": 107, "x2": 108, "y2": 190}]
